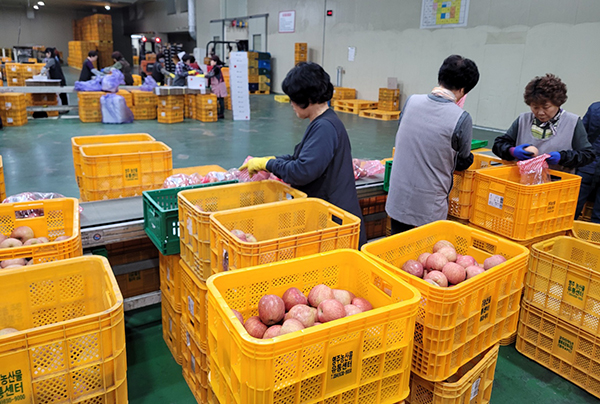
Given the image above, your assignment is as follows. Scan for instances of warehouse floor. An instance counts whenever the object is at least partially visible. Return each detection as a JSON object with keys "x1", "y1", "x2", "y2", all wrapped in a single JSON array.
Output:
[{"x1": 1, "y1": 67, "x2": 597, "y2": 403}]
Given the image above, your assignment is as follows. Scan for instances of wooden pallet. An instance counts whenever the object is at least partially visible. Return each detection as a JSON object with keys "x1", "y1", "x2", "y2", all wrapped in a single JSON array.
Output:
[
  {"x1": 359, "y1": 109, "x2": 401, "y2": 121},
  {"x1": 250, "y1": 90, "x2": 270, "y2": 95},
  {"x1": 333, "y1": 99, "x2": 379, "y2": 114}
]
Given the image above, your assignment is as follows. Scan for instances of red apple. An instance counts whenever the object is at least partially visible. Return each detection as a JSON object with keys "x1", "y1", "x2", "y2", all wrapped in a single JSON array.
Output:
[
  {"x1": 282, "y1": 287, "x2": 308, "y2": 311},
  {"x1": 37, "y1": 237, "x2": 50, "y2": 243},
  {"x1": 54, "y1": 236, "x2": 70, "y2": 242},
  {"x1": 1, "y1": 258, "x2": 26, "y2": 268},
  {"x1": 417, "y1": 252, "x2": 431, "y2": 267},
  {"x1": 10, "y1": 226, "x2": 34, "y2": 243},
  {"x1": 424, "y1": 270, "x2": 449, "y2": 287},
  {"x1": 284, "y1": 304, "x2": 317, "y2": 327},
  {"x1": 0, "y1": 238, "x2": 23, "y2": 249},
  {"x1": 308, "y1": 284, "x2": 334, "y2": 307},
  {"x1": 465, "y1": 265, "x2": 485, "y2": 279},
  {"x1": 0, "y1": 234, "x2": 6, "y2": 244},
  {"x1": 437, "y1": 247, "x2": 457, "y2": 262},
  {"x1": 24, "y1": 238, "x2": 41, "y2": 246},
  {"x1": 344, "y1": 304, "x2": 362, "y2": 316},
  {"x1": 280, "y1": 319, "x2": 305, "y2": 335},
  {"x1": 433, "y1": 240, "x2": 454, "y2": 252},
  {"x1": 245, "y1": 233, "x2": 258, "y2": 242},
  {"x1": 231, "y1": 229, "x2": 247, "y2": 241},
  {"x1": 232, "y1": 309, "x2": 244, "y2": 324},
  {"x1": 456, "y1": 255, "x2": 477, "y2": 268},
  {"x1": 263, "y1": 325, "x2": 282, "y2": 339},
  {"x1": 351, "y1": 297, "x2": 373, "y2": 312},
  {"x1": 317, "y1": 299, "x2": 346, "y2": 323},
  {"x1": 426, "y1": 253, "x2": 448, "y2": 271},
  {"x1": 244, "y1": 316, "x2": 267, "y2": 338},
  {"x1": 332, "y1": 289, "x2": 355, "y2": 306},
  {"x1": 442, "y1": 262, "x2": 466, "y2": 285},
  {"x1": 258, "y1": 294, "x2": 285, "y2": 326}
]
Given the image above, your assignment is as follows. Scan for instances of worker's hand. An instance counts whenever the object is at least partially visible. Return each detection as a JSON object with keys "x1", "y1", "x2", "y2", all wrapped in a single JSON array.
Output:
[
  {"x1": 188, "y1": 70, "x2": 196, "y2": 75},
  {"x1": 511, "y1": 144, "x2": 534, "y2": 161},
  {"x1": 545, "y1": 151, "x2": 561, "y2": 165},
  {"x1": 168, "y1": 72, "x2": 175, "y2": 78},
  {"x1": 239, "y1": 156, "x2": 275, "y2": 177}
]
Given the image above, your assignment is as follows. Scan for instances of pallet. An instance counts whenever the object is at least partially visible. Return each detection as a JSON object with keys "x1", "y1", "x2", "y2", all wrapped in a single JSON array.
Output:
[
  {"x1": 250, "y1": 90, "x2": 270, "y2": 95},
  {"x1": 333, "y1": 99, "x2": 378, "y2": 114},
  {"x1": 359, "y1": 109, "x2": 402, "y2": 121},
  {"x1": 274, "y1": 95, "x2": 290, "y2": 103}
]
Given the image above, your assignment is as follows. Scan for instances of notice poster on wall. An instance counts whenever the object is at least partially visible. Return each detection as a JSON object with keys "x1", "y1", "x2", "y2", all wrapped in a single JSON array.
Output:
[
  {"x1": 420, "y1": 0, "x2": 469, "y2": 29},
  {"x1": 279, "y1": 10, "x2": 295, "y2": 33}
]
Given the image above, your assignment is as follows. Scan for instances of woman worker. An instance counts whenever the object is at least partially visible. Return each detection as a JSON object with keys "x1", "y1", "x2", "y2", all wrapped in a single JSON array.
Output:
[
  {"x1": 492, "y1": 74, "x2": 594, "y2": 171},
  {"x1": 205, "y1": 55, "x2": 227, "y2": 119},
  {"x1": 106, "y1": 51, "x2": 133, "y2": 85},
  {"x1": 241, "y1": 62, "x2": 366, "y2": 246},
  {"x1": 574, "y1": 102, "x2": 600, "y2": 223},
  {"x1": 78, "y1": 50, "x2": 101, "y2": 81},
  {"x1": 41, "y1": 47, "x2": 68, "y2": 106},
  {"x1": 385, "y1": 55, "x2": 479, "y2": 234}
]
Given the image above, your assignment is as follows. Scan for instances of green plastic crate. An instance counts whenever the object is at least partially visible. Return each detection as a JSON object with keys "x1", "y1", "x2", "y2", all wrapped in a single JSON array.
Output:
[
  {"x1": 143, "y1": 181, "x2": 237, "y2": 255},
  {"x1": 383, "y1": 160, "x2": 393, "y2": 192},
  {"x1": 471, "y1": 139, "x2": 488, "y2": 149}
]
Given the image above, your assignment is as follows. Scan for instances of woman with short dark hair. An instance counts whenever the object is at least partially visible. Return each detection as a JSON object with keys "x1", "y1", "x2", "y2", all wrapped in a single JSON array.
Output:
[
  {"x1": 107, "y1": 51, "x2": 133, "y2": 85},
  {"x1": 386, "y1": 55, "x2": 480, "y2": 234},
  {"x1": 78, "y1": 50, "x2": 101, "y2": 82},
  {"x1": 205, "y1": 55, "x2": 227, "y2": 118},
  {"x1": 41, "y1": 47, "x2": 68, "y2": 106},
  {"x1": 241, "y1": 62, "x2": 366, "y2": 246},
  {"x1": 493, "y1": 74, "x2": 594, "y2": 171}
]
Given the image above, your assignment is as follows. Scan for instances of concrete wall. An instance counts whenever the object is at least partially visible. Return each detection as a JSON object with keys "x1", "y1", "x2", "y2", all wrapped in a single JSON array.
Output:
[
  {"x1": 247, "y1": 0, "x2": 600, "y2": 129},
  {"x1": 125, "y1": 1, "x2": 191, "y2": 36}
]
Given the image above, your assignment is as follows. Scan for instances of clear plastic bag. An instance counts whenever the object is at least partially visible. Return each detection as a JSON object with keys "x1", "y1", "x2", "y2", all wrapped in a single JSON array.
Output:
[
  {"x1": 101, "y1": 94, "x2": 134, "y2": 124},
  {"x1": 3, "y1": 192, "x2": 82, "y2": 217},
  {"x1": 517, "y1": 154, "x2": 552, "y2": 185},
  {"x1": 140, "y1": 76, "x2": 158, "y2": 92},
  {"x1": 101, "y1": 70, "x2": 125, "y2": 93},
  {"x1": 353, "y1": 159, "x2": 385, "y2": 180},
  {"x1": 74, "y1": 75, "x2": 103, "y2": 92},
  {"x1": 162, "y1": 173, "x2": 203, "y2": 188}
]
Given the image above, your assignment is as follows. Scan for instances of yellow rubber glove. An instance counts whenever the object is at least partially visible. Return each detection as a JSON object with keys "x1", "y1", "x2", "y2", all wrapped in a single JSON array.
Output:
[
  {"x1": 188, "y1": 70, "x2": 196, "y2": 75},
  {"x1": 239, "y1": 156, "x2": 275, "y2": 177}
]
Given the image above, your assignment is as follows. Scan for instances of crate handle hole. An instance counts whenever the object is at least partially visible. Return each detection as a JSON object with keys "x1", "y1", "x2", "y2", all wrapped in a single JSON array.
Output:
[
  {"x1": 15, "y1": 208, "x2": 44, "y2": 219},
  {"x1": 331, "y1": 214, "x2": 343, "y2": 226}
]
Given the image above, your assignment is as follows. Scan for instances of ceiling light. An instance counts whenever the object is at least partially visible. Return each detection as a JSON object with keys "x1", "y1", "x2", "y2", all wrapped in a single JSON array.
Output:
[
  {"x1": 105, "y1": 5, "x2": 110, "y2": 10},
  {"x1": 33, "y1": 5, "x2": 39, "y2": 9},
  {"x1": 37, "y1": 1, "x2": 45, "y2": 5}
]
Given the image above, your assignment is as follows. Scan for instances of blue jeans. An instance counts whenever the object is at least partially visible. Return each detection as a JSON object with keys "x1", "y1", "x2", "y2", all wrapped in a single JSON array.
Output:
[{"x1": 575, "y1": 170, "x2": 600, "y2": 224}]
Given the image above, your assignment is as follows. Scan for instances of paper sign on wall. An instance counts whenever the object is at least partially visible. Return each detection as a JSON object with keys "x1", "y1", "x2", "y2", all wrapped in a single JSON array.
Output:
[
  {"x1": 348, "y1": 47, "x2": 356, "y2": 62},
  {"x1": 279, "y1": 10, "x2": 295, "y2": 33}
]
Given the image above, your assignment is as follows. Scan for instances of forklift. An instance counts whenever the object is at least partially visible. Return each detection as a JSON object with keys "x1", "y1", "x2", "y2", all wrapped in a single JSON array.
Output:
[{"x1": 136, "y1": 35, "x2": 163, "y2": 76}]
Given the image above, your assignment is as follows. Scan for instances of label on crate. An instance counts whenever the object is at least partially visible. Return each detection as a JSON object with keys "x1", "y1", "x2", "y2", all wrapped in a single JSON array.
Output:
[
  {"x1": 188, "y1": 296, "x2": 195, "y2": 317},
  {"x1": 123, "y1": 163, "x2": 142, "y2": 185},
  {"x1": 479, "y1": 294, "x2": 493, "y2": 325},
  {"x1": 470, "y1": 377, "x2": 481, "y2": 400},
  {"x1": 553, "y1": 328, "x2": 577, "y2": 362},
  {"x1": 0, "y1": 354, "x2": 29, "y2": 403},
  {"x1": 488, "y1": 193, "x2": 504, "y2": 210},
  {"x1": 563, "y1": 273, "x2": 588, "y2": 309},
  {"x1": 326, "y1": 340, "x2": 360, "y2": 395}
]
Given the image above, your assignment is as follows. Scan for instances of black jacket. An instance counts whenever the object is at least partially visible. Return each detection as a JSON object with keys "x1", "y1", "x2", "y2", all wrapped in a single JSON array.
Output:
[{"x1": 79, "y1": 59, "x2": 94, "y2": 81}]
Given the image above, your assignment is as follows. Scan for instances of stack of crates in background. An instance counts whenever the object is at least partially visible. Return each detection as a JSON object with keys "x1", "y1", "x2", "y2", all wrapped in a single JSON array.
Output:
[
  {"x1": 157, "y1": 94, "x2": 185, "y2": 124},
  {"x1": 131, "y1": 90, "x2": 158, "y2": 120},
  {"x1": 0, "y1": 256, "x2": 127, "y2": 403},
  {"x1": 96, "y1": 40, "x2": 114, "y2": 68},
  {"x1": 106, "y1": 239, "x2": 160, "y2": 298},
  {"x1": 185, "y1": 93, "x2": 196, "y2": 119},
  {"x1": 359, "y1": 195, "x2": 388, "y2": 240},
  {"x1": 257, "y1": 52, "x2": 271, "y2": 93},
  {"x1": 517, "y1": 233, "x2": 600, "y2": 399},
  {"x1": 247, "y1": 51, "x2": 259, "y2": 93},
  {"x1": 77, "y1": 91, "x2": 104, "y2": 122},
  {"x1": 195, "y1": 93, "x2": 218, "y2": 122},
  {"x1": 0, "y1": 155, "x2": 4, "y2": 202},
  {"x1": 67, "y1": 40, "x2": 98, "y2": 69},
  {"x1": 362, "y1": 221, "x2": 528, "y2": 401},
  {"x1": 0, "y1": 93, "x2": 28, "y2": 127},
  {"x1": 332, "y1": 86, "x2": 356, "y2": 101},
  {"x1": 378, "y1": 88, "x2": 401, "y2": 111},
  {"x1": 5, "y1": 63, "x2": 25, "y2": 86},
  {"x1": 221, "y1": 67, "x2": 232, "y2": 110},
  {"x1": 294, "y1": 42, "x2": 307, "y2": 64},
  {"x1": 77, "y1": 14, "x2": 113, "y2": 68}
]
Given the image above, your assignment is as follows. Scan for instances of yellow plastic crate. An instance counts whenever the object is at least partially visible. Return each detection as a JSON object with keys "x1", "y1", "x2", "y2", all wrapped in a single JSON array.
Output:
[
  {"x1": 178, "y1": 181, "x2": 306, "y2": 282},
  {"x1": 579, "y1": 201, "x2": 594, "y2": 221},
  {"x1": 131, "y1": 90, "x2": 158, "y2": 107},
  {"x1": 1, "y1": 93, "x2": 27, "y2": 110},
  {"x1": 162, "y1": 297, "x2": 183, "y2": 365},
  {"x1": 207, "y1": 249, "x2": 421, "y2": 404},
  {"x1": 79, "y1": 141, "x2": 172, "y2": 202},
  {"x1": 180, "y1": 259, "x2": 208, "y2": 351},
  {"x1": 157, "y1": 107, "x2": 184, "y2": 124},
  {"x1": 158, "y1": 95, "x2": 184, "y2": 108},
  {"x1": 524, "y1": 236, "x2": 600, "y2": 335},
  {"x1": 79, "y1": 109, "x2": 102, "y2": 123},
  {"x1": 181, "y1": 319, "x2": 210, "y2": 404},
  {"x1": 406, "y1": 344, "x2": 499, "y2": 404},
  {"x1": 71, "y1": 133, "x2": 155, "y2": 188},
  {"x1": 0, "y1": 198, "x2": 82, "y2": 264},
  {"x1": 0, "y1": 112, "x2": 27, "y2": 126},
  {"x1": 210, "y1": 198, "x2": 361, "y2": 275},
  {"x1": 498, "y1": 332, "x2": 517, "y2": 346},
  {"x1": 160, "y1": 252, "x2": 182, "y2": 311},
  {"x1": 0, "y1": 155, "x2": 4, "y2": 202},
  {"x1": 516, "y1": 300, "x2": 600, "y2": 399},
  {"x1": 133, "y1": 106, "x2": 158, "y2": 120},
  {"x1": 470, "y1": 166, "x2": 581, "y2": 240},
  {"x1": 571, "y1": 220, "x2": 600, "y2": 245},
  {"x1": 332, "y1": 87, "x2": 356, "y2": 100},
  {"x1": 379, "y1": 88, "x2": 400, "y2": 100},
  {"x1": 361, "y1": 220, "x2": 529, "y2": 381},
  {"x1": 0, "y1": 256, "x2": 127, "y2": 403},
  {"x1": 132, "y1": 74, "x2": 142, "y2": 86}
]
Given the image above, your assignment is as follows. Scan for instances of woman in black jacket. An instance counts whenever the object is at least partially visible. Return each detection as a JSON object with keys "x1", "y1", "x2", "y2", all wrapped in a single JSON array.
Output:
[{"x1": 41, "y1": 47, "x2": 68, "y2": 106}]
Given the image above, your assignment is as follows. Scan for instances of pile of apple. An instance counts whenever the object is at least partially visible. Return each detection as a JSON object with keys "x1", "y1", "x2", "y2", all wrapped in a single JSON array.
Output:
[
  {"x1": 231, "y1": 229, "x2": 257, "y2": 243},
  {"x1": 232, "y1": 284, "x2": 373, "y2": 339},
  {"x1": 0, "y1": 225, "x2": 70, "y2": 269},
  {"x1": 401, "y1": 240, "x2": 507, "y2": 287}
]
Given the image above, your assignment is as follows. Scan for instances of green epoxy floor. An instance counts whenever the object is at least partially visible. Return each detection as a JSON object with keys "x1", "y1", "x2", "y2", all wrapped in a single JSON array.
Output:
[{"x1": 2, "y1": 67, "x2": 596, "y2": 403}]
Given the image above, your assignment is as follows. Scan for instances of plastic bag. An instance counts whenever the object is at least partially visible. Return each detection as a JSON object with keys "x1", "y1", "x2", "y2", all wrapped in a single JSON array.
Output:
[
  {"x1": 140, "y1": 76, "x2": 158, "y2": 92},
  {"x1": 3, "y1": 192, "x2": 81, "y2": 218},
  {"x1": 517, "y1": 154, "x2": 551, "y2": 185},
  {"x1": 74, "y1": 75, "x2": 103, "y2": 92},
  {"x1": 101, "y1": 70, "x2": 125, "y2": 93},
  {"x1": 162, "y1": 173, "x2": 204, "y2": 188},
  {"x1": 101, "y1": 94, "x2": 134, "y2": 124},
  {"x1": 202, "y1": 171, "x2": 237, "y2": 184},
  {"x1": 353, "y1": 159, "x2": 385, "y2": 180}
]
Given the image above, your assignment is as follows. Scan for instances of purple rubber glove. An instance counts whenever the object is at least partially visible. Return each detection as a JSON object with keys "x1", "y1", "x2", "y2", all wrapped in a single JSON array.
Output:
[
  {"x1": 546, "y1": 151, "x2": 561, "y2": 165},
  {"x1": 511, "y1": 144, "x2": 534, "y2": 160}
]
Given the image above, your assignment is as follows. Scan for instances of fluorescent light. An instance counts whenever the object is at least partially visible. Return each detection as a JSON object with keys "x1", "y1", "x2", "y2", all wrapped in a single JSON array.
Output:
[
  {"x1": 33, "y1": 5, "x2": 39, "y2": 9},
  {"x1": 37, "y1": 1, "x2": 45, "y2": 5},
  {"x1": 105, "y1": 5, "x2": 110, "y2": 9}
]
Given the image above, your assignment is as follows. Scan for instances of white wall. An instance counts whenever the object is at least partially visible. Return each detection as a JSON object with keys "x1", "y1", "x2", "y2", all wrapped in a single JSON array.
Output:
[
  {"x1": 247, "y1": 0, "x2": 600, "y2": 129},
  {"x1": 127, "y1": 1, "x2": 190, "y2": 35}
]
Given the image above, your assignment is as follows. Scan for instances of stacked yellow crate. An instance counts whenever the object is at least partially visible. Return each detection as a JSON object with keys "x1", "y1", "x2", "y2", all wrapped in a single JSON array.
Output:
[
  {"x1": 131, "y1": 90, "x2": 158, "y2": 120},
  {"x1": 68, "y1": 41, "x2": 98, "y2": 69},
  {"x1": 295, "y1": 42, "x2": 307, "y2": 64},
  {"x1": 0, "y1": 155, "x2": 4, "y2": 202},
  {"x1": 332, "y1": 86, "x2": 356, "y2": 101},
  {"x1": 161, "y1": 253, "x2": 183, "y2": 365},
  {"x1": 247, "y1": 52, "x2": 259, "y2": 93},
  {"x1": 195, "y1": 94, "x2": 218, "y2": 122},
  {"x1": 221, "y1": 68, "x2": 231, "y2": 109},
  {"x1": 31, "y1": 93, "x2": 59, "y2": 117},
  {"x1": 5, "y1": 63, "x2": 24, "y2": 86},
  {"x1": 0, "y1": 93, "x2": 28, "y2": 126},
  {"x1": 77, "y1": 91, "x2": 104, "y2": 123},
  {"x1": 185, "y1": 94, "x2": 196, "y2": 119},
  {"x1": 73, "y1": 14, "x2": 113, "y2": 68},
  {"x1": 157, "y1": 95, "x2": 184, "y2": 124},
  {"x1": 379, "y1": 88, "x2": 401, "y2": 111}
]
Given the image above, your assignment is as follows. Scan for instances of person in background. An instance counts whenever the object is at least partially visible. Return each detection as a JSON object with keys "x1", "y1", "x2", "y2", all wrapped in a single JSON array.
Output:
[
  {"x1": 189, "y1": 56, "x2": 201, "y2": 71},
  {"x1": 575, "y1": 102, "x2": 600, "y2": 223},
  {"x1": 41, "y1": 47, "x2": 68, "y2": 107},
  {"x1": 107, "y1": 51, "x2": 133, "y2": 85},
  {"x1": 493, "y1": 74, "x2": 594, "y2": 172},
  {"x1": 205, "y1": 55, "x2": 227, "y2": 119},
  {"x1": 385, "y1": 55, "x2": 479, "y2": 234},
  {"x1": 151, "y1": 52, "x2": 168, "y2": 85},
  {"x1": 173, "y1": 53, "x2": 200, "y2": 86},
  {"x1": 240, "y1": 62, "x2": 367, "y2": 246},
  {"x1": 78, "y1": 50, "x2": 101, "y2": 81}
]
